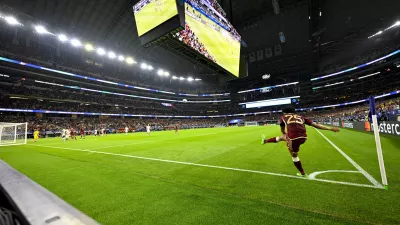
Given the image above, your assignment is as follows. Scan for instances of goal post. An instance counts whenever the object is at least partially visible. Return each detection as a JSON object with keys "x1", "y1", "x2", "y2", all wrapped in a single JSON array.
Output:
[
  {"x1": 244, "y1": 121, "x2": 258, "y2": 126},
  {"x1": 0, "y1": 122, "x2": 28, "y2": 146}
]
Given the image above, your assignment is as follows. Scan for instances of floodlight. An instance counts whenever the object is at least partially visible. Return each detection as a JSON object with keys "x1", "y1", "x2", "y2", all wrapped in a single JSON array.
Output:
[
  {"x1": 187, "y1": 77, "x2": 194, "y2": 81},
  {"x1": 58, "y1": 34, "x2": 68, "y2": 42},
  {"x1": 195, "y1": 78, "x2": 201, "y2": 81},
  {"x1": 147, "y1": 65, "x2": 153, "y2": 70},
  {"x1": 118, "y1": 55, "x2": 125, "y2": 61},
  {"x1": 35, "y1": 25, "x2": 50, "y2": 34},
  {"x1": 141, "y1": 63, "x2": 148, "y2": 69},
  {"x1": 71, "y1": 38, "x2": 82, "y2": 47},
  {"x1": 126, "y1": 57, "x2": 134, "y2": 64},
  {"x1": 84, "y1": 43, "x2": 94, "y2": 51},
  {"x1": 396, "y1": 21, "x2": 400, "y2": 26},
  {"x1": 172, "y1": 76, "x2": 178, "y2": 79},
  {"x1": 179, "y1": 77, "x2": 185, "y2": 80},
  {"x1": 158, "y1": 70, "x2": 164, "y2": 76},
  {"x1": 97, "y1": 48, "x2": 106, "y2": 56},
  {"x1": 164, "y1": 72, "x2": 170, "y2": 76},
  {"x1": 108, "y1": 51, "x2": 116, "y2": 59},
  {"x1": 5, "y1": 16, "x2": 20, "y2": 26},
  {"x1": 377, "y1": 31, "x2": 382, "y2": 35}
]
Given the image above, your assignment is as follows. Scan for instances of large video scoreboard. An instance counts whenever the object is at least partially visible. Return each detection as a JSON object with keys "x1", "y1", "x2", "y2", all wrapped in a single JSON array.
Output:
[
  {"x1": 133, "y1": 0, "x2": 241, "y2": 78},
  {"x1": 134, "y1": 0, "x2": 179, "y2": 36}
]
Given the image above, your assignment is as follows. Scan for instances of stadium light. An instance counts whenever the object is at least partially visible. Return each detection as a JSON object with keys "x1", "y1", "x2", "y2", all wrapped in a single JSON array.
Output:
[
  {"x1": 70, "y1": 38, "x2": 82, "y2": 47},
  {"x1": 187, "y1": 77, "x2": 194, "y2": 81},
  {"x1": 58, "y1": 34, "x2": 68, "y2": 42},
  {"x1": 35, "y1": 25, "x2": 51, "y2": 35},
  {"x1": 118, "y1": 55, "x2": 125, "y2": 61},
  {"x1": 164, "y1": 72, "x2": 170, "y2": 77},
  {"x1": 147, "y1": 65, "x2": 153, "y2": 70},
  {"x1": 195, "y1": 78, "x2": 201, "y2": 81},
  {"x1": 179, "y1": 77, "x2": 185, "y2": 80},
  {"x1": 172, "y1": 76, "x2": 178, "y2": 79},
  {"x1": 157, "y1": 69, "x2": 164, "y2": 76},
  {"x1": 84, "y1": 43, "x2": 94, "y2": 51},
  {"x1": 108, "y1": 51, "x2": 116, "y2": 59},
  {"x1": 141, "y1": 63, "x2": 147, "y2": 69},
  {"x1": 97, "y1": 48, "x2": 106, "y2": 56},
  {"x1": 5, "y1": 16, "x2": 21, "y2": 26},
  {"x1": 126, "y1": 57, "x2": 134, "y2": 64}
]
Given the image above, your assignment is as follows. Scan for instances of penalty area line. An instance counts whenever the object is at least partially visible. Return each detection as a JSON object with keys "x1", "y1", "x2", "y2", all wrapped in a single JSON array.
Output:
[
  {"x1": 30, "y1": 144, "x2": 381, "y2": 189},
  {"x1": 314, "y1": 129, "x2": 384, "y2": 189}
]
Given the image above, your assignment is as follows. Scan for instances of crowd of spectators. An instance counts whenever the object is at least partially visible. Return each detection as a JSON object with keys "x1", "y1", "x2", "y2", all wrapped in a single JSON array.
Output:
[
  {"x1": 307, "y1": 97, "x2": 400, "y2": 122},
  {"x1": 1, "y1": 95, "x2": 399, "y2": 137},
  {"x1": 1, "y1": 115, "x2": 229, "y2": 134}
]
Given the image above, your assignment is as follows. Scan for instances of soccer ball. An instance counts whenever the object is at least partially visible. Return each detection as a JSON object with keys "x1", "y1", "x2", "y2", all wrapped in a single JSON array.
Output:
[{"x1": 183, "y1": 99, "x2": 187, "y2": 102}]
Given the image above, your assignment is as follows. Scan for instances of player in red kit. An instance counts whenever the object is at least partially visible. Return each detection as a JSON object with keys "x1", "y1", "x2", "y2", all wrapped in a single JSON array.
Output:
[
  {"x1": 80, "y1": 127, "x2": 85, "y2": 139},
  {"x1": 70, "y1": 128, "x2": 77, "y2": 140},
  {"x1": 175, "y1": 124, "x2": 179, "y2": 135},
  {"x1": 261, "y1": 106, "x2": 340, "y2": 177}
]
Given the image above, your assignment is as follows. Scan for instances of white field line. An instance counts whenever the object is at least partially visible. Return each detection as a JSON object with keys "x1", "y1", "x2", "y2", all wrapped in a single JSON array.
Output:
[
  {"x1": 314, "y1": 129, "x2": 384, "y2": 188},
  {"x1": 309, "y1": 170, "x2": 360, "y2": 179},
  {"x1": 30, "y1": 144, "x2": 381, "y2": 189}
]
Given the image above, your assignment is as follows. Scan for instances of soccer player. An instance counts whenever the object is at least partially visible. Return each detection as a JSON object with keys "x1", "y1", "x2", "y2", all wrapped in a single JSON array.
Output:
[
  {"x1": 65, "y1": 128, "x2": 71, "y2": 142},
  {"x1": 70, "y1": 128, "x2": 77, "y2": 140},
  {"x1": 261, "y1": 105, "x2": 340, "y2": 177},
  {"x1": 94, "y1": 129, "x2": 98, "y2": 137},
  {"x1": 125, "y1": 126, "x2": 129, "y2": 135},
  {"x1": 33, "y1": 129, "x2": 39, "y2": 142},
  {"x1": 80, "y1": 127, "x2": 85, "y2": 139},
  {"x1": 175, "y1": 124, "x2": 179, "y2": 135},
  {"x1": 146, "y1": 124, "x2": 151, "y2": 136},
  {"x1": 61, "y1": 129, "x2": 66, "y2": 140}
]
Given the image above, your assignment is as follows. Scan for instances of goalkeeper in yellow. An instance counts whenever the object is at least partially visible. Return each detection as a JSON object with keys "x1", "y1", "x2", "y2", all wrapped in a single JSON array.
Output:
[{"x1": 33, "y1": 129, "x2": 39, "y2": 142}]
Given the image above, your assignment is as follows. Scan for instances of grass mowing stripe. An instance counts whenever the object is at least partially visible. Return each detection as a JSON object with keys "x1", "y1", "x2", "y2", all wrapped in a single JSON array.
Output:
[
  {"x1": 30, "y1": 144, "x2": 381, "y2": 189},
  {"x1": 314, "y1": 129, "x2": 384, "y2": 188}
]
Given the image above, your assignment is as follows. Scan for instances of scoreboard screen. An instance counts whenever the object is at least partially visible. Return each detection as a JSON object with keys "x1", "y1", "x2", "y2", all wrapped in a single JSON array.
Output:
[
  {"x1": 180, "y1": 0, "x2": 241, "y2": 77},
  {"x1": 134, "y1": 0, "x2": 178, "y2": 36}
]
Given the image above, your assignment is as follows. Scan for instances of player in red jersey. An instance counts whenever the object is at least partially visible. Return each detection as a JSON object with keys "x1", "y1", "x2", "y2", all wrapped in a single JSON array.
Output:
[
  {"x1": 175, "y1": 124, "x2": 179, "y2": 135},
  {"x1": 80, "y1": 127, "x2": 85, "y2": 139},
  {"x1": 70, "y1": 127, "x2": 77, "y2": 140},
  {"x1": 261, "y1": 106, "x2": 340, "y2": 177}
]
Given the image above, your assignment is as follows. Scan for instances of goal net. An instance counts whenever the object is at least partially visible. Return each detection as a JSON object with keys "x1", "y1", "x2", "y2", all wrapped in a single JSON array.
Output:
[
  {"x1": 244, "y1": 121, "x2": 258, "y2": 126},
  {"x1": 0, "y1": 123, "x2": 27, "y2": 146}
]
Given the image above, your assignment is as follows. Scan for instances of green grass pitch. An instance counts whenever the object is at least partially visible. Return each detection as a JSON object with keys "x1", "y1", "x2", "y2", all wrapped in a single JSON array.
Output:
[
  {"x1": 186, "y1": 4, "x2": 241, "y2": 76},
  {"x1": 134, "y1": 0, "x2": 178, "y2": 36},
  {"x1": 1, "y1": 126, "x2": 400, "y2": 224}
]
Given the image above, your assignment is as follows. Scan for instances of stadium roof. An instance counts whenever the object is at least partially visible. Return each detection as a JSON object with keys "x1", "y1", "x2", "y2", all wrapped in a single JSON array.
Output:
[{"x1": 0, "y1": 0, "x2": 306, "y2": 76}]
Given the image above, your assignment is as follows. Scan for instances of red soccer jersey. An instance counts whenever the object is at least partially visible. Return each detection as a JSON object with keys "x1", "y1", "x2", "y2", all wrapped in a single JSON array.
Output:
[
  {"x1": 280, "y1": 113, "x2": 313, "y2": 140},
  {"x1": 80, "y1": 128, "x2": 85, "y2": 134}
]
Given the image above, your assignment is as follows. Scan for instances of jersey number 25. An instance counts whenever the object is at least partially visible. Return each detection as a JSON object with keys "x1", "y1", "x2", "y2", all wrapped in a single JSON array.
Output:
[{"x1": 285, "y1": 115, "x2": 304, "y2": 124}]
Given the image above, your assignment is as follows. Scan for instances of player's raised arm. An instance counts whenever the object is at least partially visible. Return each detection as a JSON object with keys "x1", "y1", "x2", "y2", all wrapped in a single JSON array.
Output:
[{"x1": 310, "y1": 122, "x2": 340, "y2": 132}]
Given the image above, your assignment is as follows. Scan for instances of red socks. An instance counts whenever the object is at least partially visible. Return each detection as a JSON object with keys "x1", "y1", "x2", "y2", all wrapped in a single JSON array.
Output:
[
  {"x1": 294, "y1": 161, "x2": 305, "y2": 175},
  {"x1": 265, "y1": 137, "x2": 278, "y2": 143}
]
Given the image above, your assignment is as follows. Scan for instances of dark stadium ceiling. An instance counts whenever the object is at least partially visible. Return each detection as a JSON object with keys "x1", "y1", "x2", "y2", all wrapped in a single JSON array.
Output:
[{"x1": 0, "y1": 0, "x2": 305, "y2": 76}]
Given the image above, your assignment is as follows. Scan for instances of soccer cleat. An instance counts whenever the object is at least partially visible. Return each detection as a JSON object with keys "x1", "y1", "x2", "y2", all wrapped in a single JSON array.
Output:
[
  {"x1": 296, "y1": 173, "x2": 308, "y2": 178},
  {"x1": 261, "y1": 134, "x2": 266, "y2": 145}
]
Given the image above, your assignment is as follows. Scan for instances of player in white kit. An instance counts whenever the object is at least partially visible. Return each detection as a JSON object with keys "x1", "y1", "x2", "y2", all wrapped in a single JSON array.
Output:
[
  {"x1": 125, "y1": 126, "x2": 129, "y2": 135},
  {"x1": 61, "y1": 129, "x2": 66, "y2": 140},
  {"x1": 64, "y1": 129, "x2": 70, "y2": 142},
  {"x1": 94, "y1": 129, "x2": 98, "y2": 136},
  {"x1": 146, "y1": 125, "x2": 151, "y2": 136}
]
